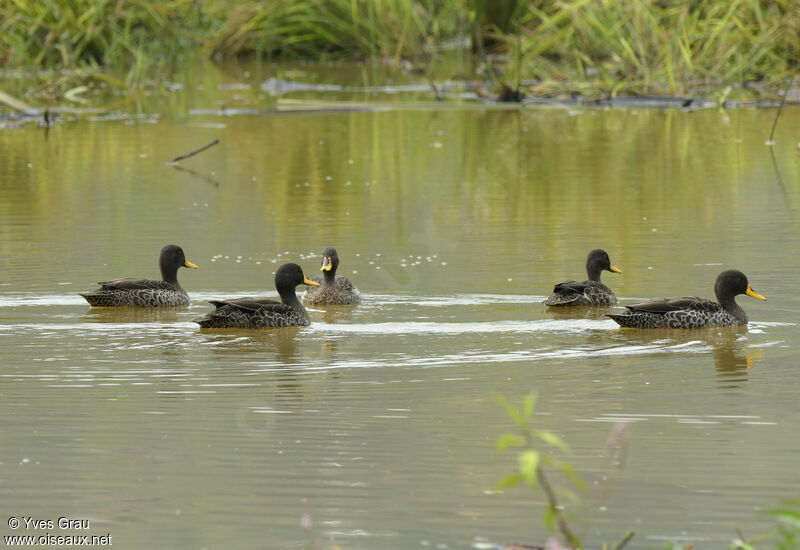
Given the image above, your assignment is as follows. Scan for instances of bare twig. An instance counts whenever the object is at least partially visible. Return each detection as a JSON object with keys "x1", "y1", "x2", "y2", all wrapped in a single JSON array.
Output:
[
  {"x1": 167, "y1": 139, "x2": 220, "y2": 165},
  {"x1": 0, "y1": 90, "x2": 34, "y2": 112},
  {"x1": 611, "y1": 529, "x2": 635, "y2": 550},
  {"x1": 767, "y1": 76, "x2": 793, "y2": 144},
  {"x1": 427, "y1": 76, "x2": 442, "y2": 101},
  {"x1": 536, "y1": 466, "x2": 582, "y2": 550}
]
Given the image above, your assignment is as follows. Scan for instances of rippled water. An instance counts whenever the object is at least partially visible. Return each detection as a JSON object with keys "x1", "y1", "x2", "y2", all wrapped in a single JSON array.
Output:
[{"x1": 2, "y1": 63, "x2": 800, "y2": 549}]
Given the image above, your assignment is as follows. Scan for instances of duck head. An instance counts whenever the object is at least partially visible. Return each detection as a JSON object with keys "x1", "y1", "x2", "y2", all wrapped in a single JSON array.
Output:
[
  {"x1": 159, "y1": 244, "x2": 197, "y2": 285},
  {"x1": 276, "y1": 263, "x2": 319, "y2": 303},
  {"x1": 586, "y1": 249, "x2": 621, "y2": 282},
  {"x1": 714, "y1": 269, "x2": 766, "y2": 305},
  {"x1": 320, "y1": 247, "x2": 340, "y2": 282}
]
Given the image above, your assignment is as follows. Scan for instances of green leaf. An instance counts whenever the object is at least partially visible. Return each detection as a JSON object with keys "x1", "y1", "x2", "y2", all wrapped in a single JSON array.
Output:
[
  {"x1": 494, "y1": 472, "x2": 524, "y2": 491},
  {"x1": 522, "y1": 391, "x2": 536, "y2": 421},
  {"x1": 543, "y1": 503, "x2": 556, "y2": 531},
  {"x1": 496, "y1": 396, "x2": 526, "y2": 429},
  {"x1": 558, "y1": 462, "x2": 587, "y2": 493},
  {"x1": 729, "y1": 538, "x2": 756, "y2": 550},
  {"x1": 770, "y1": 509, "x2": 800, "y2": 529},
  {"x1": 534, "y1": 429, "x2": 570, "y2": 453},
  {"x1": 496, "y1": 432, "x2": 525, "y2": 452},
  {"x1": 518, "y1": 450, "x2": 540, "y2": 488}
]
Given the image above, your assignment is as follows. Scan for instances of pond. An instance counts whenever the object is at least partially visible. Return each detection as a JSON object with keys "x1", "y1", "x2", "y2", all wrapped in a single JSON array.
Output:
[{"x1": 1, "y1": 61, "x2": 799, "y2": 549}]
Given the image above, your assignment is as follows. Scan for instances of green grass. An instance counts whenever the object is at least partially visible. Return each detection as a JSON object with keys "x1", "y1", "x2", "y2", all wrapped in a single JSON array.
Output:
[
  {"x1": 205, "y1": 0, "x2": 466, "y2": 61},
  {"x1": 1, "y1": 0, "x2": 798, "y2": 97},
  {"x1": 502, "y1": 0, "x2": 800, "y2": 97}
]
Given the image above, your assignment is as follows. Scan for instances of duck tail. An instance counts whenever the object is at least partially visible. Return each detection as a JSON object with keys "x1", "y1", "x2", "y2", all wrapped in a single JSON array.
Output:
[
  {"x1": 543, "y1": 294, "x2": 578, "y2": 306},
  {"x1": 606, "y1": 313, "x2": 630, "y2": 327},
  {"x1": 193, "y1": 315, "x2": 212, "y2": 327},
  {"x1": 79, "y1": 292, "x2": 101, "y2": 306}
]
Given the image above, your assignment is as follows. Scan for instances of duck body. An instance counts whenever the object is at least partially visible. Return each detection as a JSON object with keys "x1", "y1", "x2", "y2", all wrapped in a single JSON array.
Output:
[
  {"x1": 607, "y1": 270, "x2": 766, "y2": 329},
  {"x1": 195, "y1": 263, "x2": 319, "y2": 329},
  {"x1": 196, "y1": 297, "x2": 311, "y2": 328},
  {"x1": 543, "y1": 280, "x2": 617, "y2": 306},
  {"x1": 80, "y1": 245, "x2": 197, "y2": 307},
  {"x1": 608, "y1": 296, "x2": 744, "y2": 328},
  {"x1": 543, "y1": 249, "x2": 621, "y2": 307},
  {"x1": 80, "y1": 279, "x2": 191, "y2": 307},
  {"x1": 302, "y1": 247, "x2": 361, "y2": 306},
  {"x1": 303, "y1": 276, "x2": 361, "y2": 306}
]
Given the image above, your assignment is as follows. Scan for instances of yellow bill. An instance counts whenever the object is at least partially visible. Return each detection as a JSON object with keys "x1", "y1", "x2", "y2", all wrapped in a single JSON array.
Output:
[
  {"x1": 321, "y1": 256, "x2": 333, "y2": 271},
  {"x1": 304, "y1": 275, "x2": 320, "y2": 287},
  {"x1": 745, "y1": 285, "x2": 766, "y2": 300},
  {"x1": 609, "y1": 264, "x2": 622, "y2": 274},
  {"x1": 185, "y1": 260, "x2": 198, "y2": 269}
]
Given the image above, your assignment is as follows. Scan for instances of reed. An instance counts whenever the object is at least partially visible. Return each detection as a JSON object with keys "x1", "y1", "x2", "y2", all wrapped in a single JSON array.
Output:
[
  {"x1": 501, "y1": 0, "x2": 800, "y2": 97},
  {"x1": 204, "y1": 0, "x2": 465, "y2": 61},
  {"x1": 1, "y1": 0, "x2": 798, "y2": 96},
  {"x1": 0, "y1": 0, "x2": 201, "y2": 68}
]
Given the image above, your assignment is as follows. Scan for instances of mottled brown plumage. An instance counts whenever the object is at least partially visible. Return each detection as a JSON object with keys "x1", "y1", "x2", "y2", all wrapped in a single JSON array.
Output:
[
  {"x1": 194, "y1": 263, "x2": 319, "y2": 328},
  {"x1": 607, "y1": 270, "x2": 766, "y2": 328},
  {"x1": 302, "y1": 247, "x2": 361, "y2": 306},
  {"x1": 79, "y1": 245, "x2": 197, "y2": 307},
  {"x1": 543, "y1": 249, "x2": 622, "y2": 306}
]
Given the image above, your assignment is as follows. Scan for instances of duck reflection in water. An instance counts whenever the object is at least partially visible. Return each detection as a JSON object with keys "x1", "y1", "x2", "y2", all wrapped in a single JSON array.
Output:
[
  {"x1": 545, "y1": 306, "x2": 617, "y2": 321},
  {"x1": 316, "y1": 304, "x2": 356, "y2": 325},
  {"x1": 84, "y1": 307, "x2": 185, "y2": 324},
  {"x1": 709, "y1": 328, "x2": 763, "y2": 388},
  {"x1": 199, "y1": 326, "x2": 303, "y2": 364},
  {"x1": 612, "y1": 326, "x2": 760, "y2": 388}
]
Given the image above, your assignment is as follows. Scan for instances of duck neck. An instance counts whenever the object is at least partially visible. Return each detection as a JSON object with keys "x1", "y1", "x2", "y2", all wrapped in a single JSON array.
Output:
[
  {"x1": 160, "y1": 264, "x2": 181, "y2": 289},
  {"x1": 278, "y1": 287, "x2": 301, "y2": 309},
  {"x1": 322, "y1": 269, "x2": 336, "y2": 286},
  {"x1": 586, "y1": 264, "x2": 602, "y2": 282},
  {"x1": 719, "y1": 295, "x2": 747, "y2": 323}
]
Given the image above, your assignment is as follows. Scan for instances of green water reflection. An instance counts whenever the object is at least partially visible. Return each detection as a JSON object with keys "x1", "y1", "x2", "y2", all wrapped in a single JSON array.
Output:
[{"x1": 1, "y1": 66, "x2": 800, "y2": 549}]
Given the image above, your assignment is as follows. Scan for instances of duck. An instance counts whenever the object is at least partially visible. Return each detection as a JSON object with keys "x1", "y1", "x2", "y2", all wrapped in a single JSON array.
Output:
[
  {"x1": 194, "y1": 263, "x2": 319, "y2": 328},
  {"x1": 607, "y1": 270, "x2": 766, "y2": 328},
  {"x1": 543, "y1": 249, "x2": 622, "y2": 306},
  {"x1": 79, "y1": 244, "x2": 197, "y2": 307},
  {"x1": 301, "y1": 246, "x2": 361, "y2": 306}
]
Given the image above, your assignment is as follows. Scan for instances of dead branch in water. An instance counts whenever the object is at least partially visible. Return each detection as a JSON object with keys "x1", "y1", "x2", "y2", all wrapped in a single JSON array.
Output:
[
  {"x1": 767, "y1": 76, "x2": 793, "y2": 145},
  {"x1": 167, "y1": 139, "x2": 220, "y2": 165},
  {"x1": 0, "y1": 90, "x2": 34, "y2": 112},
  {"x1": 169, "y1": 164, "x2": 220, "y2": 187}
]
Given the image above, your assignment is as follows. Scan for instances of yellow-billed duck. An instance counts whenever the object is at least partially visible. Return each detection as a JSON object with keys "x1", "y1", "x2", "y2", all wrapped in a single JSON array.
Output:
[
  {"x1": 79, "y1": 244, "x2": 197, "y2": 307},
  {"x1": 607, "y1": 270, "x2": 766, "y2": 328},
  {"x1": 194, "y1": 263, "x2": 319, "y2": 328},
  {"x1": 301, "y1": 247, "x2": 361, "y2": 306},
  {"x1": 543, "y1": 249, "x2": 622, "y2": 306}
]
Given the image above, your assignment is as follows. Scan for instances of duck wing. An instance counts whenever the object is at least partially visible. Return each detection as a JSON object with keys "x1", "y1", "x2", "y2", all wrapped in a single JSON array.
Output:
[
  {"x1": 541, "y1": 280, "x2": 590, "y2": 305},
  {"x1": 555, "y1": 280, "x2": 592, "y2": 295},
  {"x1": 97, "y1": 278, "x2": 174, "y2": 291},
  {"x1": 625, "y1": 296, "x2": 718, "y2": 314},
  {"x1": 210, "y1": 298, "x2": 291, "y2": 315}
]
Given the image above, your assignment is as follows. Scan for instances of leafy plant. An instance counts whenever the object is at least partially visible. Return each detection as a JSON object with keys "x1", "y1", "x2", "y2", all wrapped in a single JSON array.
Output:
[
  {"x1": 495, "y1": 391, "x2": 634, "y2": 550},
  {"x1": 767, "y1": 500, "x2": 800, "y2": 550}
]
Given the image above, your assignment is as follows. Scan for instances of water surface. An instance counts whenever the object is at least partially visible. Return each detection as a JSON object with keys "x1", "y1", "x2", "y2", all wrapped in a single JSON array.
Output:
[{"x1": 2, "y1": 64, "x2": 800, "y2": 549}]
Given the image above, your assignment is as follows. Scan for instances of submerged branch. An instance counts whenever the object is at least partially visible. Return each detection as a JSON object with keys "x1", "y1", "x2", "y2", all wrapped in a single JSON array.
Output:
[
  {"x1": 169, "y1": 164, "x2": 220, "y2": 187},
  {"x1": 167, "y1": 139, "x2": 220, "y2": 165},
  {"x1": 767, "y1": 77, "x2": 793, "y2": 145},
  {"x1": 0, "y1": 90, "x2": 34, "y2": 113}
]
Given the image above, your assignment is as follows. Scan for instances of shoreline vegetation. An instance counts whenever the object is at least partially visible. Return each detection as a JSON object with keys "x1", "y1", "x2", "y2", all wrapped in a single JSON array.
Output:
[{"x1": 1, "y1": 0, "x2": 799, "y2": 111}]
